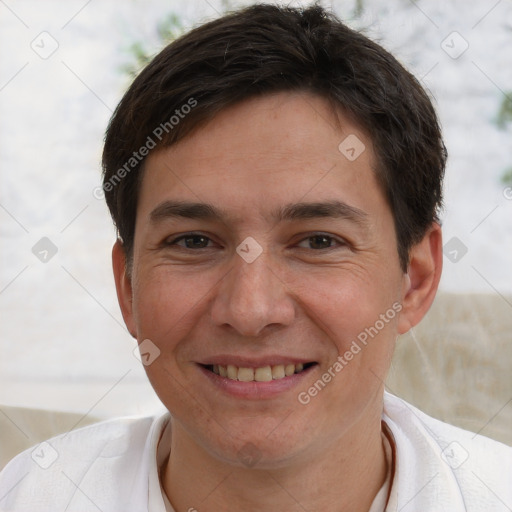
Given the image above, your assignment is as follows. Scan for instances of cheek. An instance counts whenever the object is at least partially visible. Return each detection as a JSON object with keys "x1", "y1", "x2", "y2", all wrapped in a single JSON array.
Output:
[
  {"x1": 294, "y1": 265, "x2": 398, "y2": 329},
  {"x1": 132, "y1": 269, "x2": 209, "y2": 346},
  {"x1": 130, "y1": 270, "x2": 211, "y2": 407},
  {"x1": 293, "y1": 269, "x2": 400, "y2": 373}
]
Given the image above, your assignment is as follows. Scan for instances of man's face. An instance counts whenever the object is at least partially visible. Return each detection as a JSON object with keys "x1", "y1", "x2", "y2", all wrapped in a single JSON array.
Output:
[{"x1": 118, "y1": 92, "x2": 410, "y2": 466}]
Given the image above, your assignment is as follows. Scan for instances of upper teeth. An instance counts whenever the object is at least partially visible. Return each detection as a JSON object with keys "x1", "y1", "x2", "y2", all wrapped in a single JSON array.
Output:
[{"x1": 212, "y1": 363, "x2": 304, "y2": 382}]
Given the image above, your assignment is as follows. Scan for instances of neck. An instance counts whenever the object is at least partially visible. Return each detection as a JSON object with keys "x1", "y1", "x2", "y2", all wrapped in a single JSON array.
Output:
[{"x1": 162, "y1": 403, "x2": 388, "y2": 512}]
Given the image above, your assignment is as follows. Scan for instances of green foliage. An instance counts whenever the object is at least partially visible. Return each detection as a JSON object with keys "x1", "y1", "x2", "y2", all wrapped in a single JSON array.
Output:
[
  {"x1": 121, "y1": 12, "x2": 185, "y2": 78},
  {"x1": 496, "y1": 94, "x2": 512, "y2": 130},
  {"x1": 496, "y1": 93, "x2": 512, "y2": 185},
  {"x1": 353, "y1": 0, "x2": 364, "y2": 17},
  {"x1": 501, "y1": 167, "x2": 512, "y2": 186},
  {"x1": 121, "y1": 2, "x2": 240, "y2": 79}
]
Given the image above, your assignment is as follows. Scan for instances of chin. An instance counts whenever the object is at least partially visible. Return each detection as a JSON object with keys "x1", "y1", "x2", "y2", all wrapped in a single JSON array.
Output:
[{"x1": 203, "y1": 416, "x2": 313, "y2": 469}]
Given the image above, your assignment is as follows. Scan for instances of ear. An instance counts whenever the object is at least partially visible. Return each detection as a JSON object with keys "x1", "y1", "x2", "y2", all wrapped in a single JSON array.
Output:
[
  {"x1": 112, "y1": 239, "x2": 137, "y2": 339},
  {"x1": 397, "y1": 222, "x2": 443, "y2": 334}
]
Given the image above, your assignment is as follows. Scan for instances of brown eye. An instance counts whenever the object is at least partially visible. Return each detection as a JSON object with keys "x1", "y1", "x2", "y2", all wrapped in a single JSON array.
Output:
[
  {"x1": 168, "y1": 234, "x2": 212, "y2": 249},
  {"x1": 296, "y1": 234, "x2": 342, "y2": 250},
  {"x1": 308, "y1": 235, "x2": 334, "y2": 249}
]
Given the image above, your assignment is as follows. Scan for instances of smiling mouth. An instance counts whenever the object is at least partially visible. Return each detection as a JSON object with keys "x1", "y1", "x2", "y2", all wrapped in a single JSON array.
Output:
[{"x1": 202, "y1": 362, "x2": 317, "y2": 382}]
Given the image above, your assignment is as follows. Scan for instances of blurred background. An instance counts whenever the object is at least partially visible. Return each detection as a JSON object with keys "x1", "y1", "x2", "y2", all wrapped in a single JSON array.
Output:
[{"x1": 0, "y1": 0, "x2": 511, "y2": 434}]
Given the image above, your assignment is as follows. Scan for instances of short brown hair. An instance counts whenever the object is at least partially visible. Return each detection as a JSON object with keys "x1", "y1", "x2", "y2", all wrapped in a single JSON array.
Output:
[{"x1": 102, "y1": 3, "x2": 446, "y2": 271}]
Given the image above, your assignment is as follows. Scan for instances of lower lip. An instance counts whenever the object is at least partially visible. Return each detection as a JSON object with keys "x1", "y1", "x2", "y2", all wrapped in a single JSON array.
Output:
[{"x1": 197, "y1": 364, "x2": 317, "y2": 400}]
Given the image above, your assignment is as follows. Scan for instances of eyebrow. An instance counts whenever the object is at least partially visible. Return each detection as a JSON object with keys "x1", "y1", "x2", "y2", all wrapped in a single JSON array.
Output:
[{"x1": 149, "y1": 200, "x2": 369, "y2": 226}]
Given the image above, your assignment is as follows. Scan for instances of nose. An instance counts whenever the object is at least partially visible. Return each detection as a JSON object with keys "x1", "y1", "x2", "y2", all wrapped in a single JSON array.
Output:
[{"x1": 210, "y1": 249, "x2": 296, "y2": 337}]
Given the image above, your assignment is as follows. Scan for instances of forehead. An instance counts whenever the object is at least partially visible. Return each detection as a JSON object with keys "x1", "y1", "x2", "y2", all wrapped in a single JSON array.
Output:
[{"x1": 137, "y1": 92, "x2": 387, "y2": 227}]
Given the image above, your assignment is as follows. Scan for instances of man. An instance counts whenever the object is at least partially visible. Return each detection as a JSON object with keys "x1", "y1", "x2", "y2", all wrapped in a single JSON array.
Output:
[{"x1": 1, "y1": 3, "x2": 510, "y2": 511}]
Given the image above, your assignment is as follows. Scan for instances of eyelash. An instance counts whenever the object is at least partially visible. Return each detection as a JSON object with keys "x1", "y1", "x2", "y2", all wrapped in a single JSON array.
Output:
[{"x1": 164, "y1": 232, "x2": 346, "y2": 251}]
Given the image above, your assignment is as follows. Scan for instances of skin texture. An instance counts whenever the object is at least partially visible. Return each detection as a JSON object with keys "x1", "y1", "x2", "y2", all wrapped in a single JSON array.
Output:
[{"x1": 113, "y1": 92, "x2": 443, "y2": 511}]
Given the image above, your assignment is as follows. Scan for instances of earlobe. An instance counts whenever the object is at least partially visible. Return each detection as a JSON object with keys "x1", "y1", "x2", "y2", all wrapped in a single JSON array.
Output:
[
  {"x1": 397, "y1": 223, "x2": 443, "y2": 334},
  {"x1": 112, "y1": 240, "x2": 137, "y2": 339}
]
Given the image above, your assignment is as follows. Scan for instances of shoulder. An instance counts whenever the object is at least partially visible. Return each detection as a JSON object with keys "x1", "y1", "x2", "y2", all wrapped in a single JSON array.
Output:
[
  {"x1": 0, "y1": 412, "x2": 170, "y2": 512},
  {"x1": 383, "y1": 392, "x2": 512, "y2": 511}
]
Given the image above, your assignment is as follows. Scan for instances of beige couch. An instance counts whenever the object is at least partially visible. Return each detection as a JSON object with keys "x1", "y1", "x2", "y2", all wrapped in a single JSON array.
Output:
[
  {"x1": 387, "y1": 292, "x2": 512, "y2": 446},
  {"x1": 1, "y1": 293, "x2": 511, "y2": 470},
  {"x1": 0, "y1": 406, "x2": 100, "y2": 471}
]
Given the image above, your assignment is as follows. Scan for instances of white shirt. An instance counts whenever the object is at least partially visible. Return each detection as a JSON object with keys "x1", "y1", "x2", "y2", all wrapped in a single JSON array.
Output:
[{"x1": 1, "y1": 392, "x2": 511, "y2": 511}]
